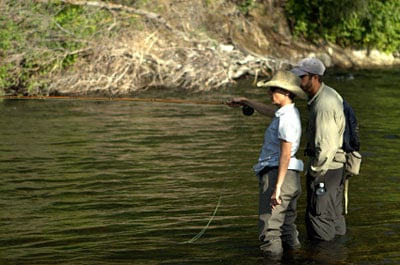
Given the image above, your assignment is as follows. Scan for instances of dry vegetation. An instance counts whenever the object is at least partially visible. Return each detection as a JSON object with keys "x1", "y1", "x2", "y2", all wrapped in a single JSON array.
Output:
[
  {"x1": 3, "y1": 0, "x2": 310, "y2": 96},
  {"x1": 49, "y1": 0, "x2": 292, "y2": 96}
]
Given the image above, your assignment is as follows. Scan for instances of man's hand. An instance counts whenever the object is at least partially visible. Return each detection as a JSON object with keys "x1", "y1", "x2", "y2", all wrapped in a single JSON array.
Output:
[{"x1": 226, "y1": 97, "x2": 248, "y2": 107}]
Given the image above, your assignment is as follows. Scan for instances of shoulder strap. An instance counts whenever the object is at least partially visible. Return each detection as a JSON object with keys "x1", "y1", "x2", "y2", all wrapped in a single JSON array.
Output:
[{"x1": 343, "y1": 99, "x2": 360, "y2": 152}]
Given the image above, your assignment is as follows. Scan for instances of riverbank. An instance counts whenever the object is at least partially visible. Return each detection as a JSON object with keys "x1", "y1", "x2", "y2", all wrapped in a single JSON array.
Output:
[{"x1": 2, "y1": 0, "x2": 399, "y2": 96}]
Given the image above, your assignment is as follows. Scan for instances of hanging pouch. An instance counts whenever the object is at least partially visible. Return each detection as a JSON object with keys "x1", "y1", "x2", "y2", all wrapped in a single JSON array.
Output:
[{"x1": 345, "y1": 151, "x2": 362, "y2": 176}]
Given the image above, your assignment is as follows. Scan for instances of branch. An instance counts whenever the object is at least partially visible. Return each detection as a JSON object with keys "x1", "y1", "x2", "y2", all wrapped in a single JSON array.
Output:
[{"x1": 60, "y1": 0, "x2": 174, "y2": 31}]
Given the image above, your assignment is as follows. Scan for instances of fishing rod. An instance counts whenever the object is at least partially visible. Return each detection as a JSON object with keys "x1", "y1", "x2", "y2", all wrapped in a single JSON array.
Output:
[
  {"x1": 0, "y1": 95, "x2": 226, "y2": 105},
  {"x1": 1, "y1": 95, "x2": 255, "y2": 115}
]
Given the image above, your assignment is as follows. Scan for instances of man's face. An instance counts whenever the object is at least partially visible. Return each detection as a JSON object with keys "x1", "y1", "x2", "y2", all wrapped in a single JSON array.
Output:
[{"x1": 299, "y1": 74, "x2": 313, "y2": 96}]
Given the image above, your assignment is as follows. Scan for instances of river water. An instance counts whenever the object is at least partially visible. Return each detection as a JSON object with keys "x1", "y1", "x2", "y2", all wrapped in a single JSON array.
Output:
[{"x1": 0, "y1": 68, "x2": 399, "y2": 265}]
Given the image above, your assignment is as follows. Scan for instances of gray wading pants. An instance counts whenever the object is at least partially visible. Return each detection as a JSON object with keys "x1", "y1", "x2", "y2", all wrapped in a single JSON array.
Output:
[
  {"x1": 258, "y1": 168, "x2": 301, "y2": 252},
  {"x1": 305, "y1": 166, "x2": 346, "y2": 241}
]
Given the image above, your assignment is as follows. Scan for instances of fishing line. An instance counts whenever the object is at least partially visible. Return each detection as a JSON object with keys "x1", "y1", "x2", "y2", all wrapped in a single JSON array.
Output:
[
  {"x1": 3, "y1": 94, "x2": 248, "y2": 243},
  {"x1": 2, "y1": 93, "x2": 251, "y2": 245},
  {"x1": 182, "y1": 194, "x2": 222, "y2": 244}
]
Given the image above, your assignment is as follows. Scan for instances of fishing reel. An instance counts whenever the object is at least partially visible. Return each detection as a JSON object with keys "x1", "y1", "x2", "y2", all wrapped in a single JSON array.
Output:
[{"x1": 242, "y1": 105, "x2": 254, "y2": 116}]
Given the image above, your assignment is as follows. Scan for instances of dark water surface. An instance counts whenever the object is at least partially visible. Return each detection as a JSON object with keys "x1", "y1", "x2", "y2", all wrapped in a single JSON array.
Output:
[{"x1": 1, "y1": 68, "x2": 399, "y2": 265}]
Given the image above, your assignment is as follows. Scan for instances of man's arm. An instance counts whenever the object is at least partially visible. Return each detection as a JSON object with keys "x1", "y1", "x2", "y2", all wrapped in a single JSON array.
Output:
[
  {"x1": 227, "y1": 97, "x2": 275, "y2": 117},
  {"x1": 310, "y1": 110, "x2": 343, "y2": 177},
  {"x1": 271, "y1": 140, "x2": 292, "y2": 209}
]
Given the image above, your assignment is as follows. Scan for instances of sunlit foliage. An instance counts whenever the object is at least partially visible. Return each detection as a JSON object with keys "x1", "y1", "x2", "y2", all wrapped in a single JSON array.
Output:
[{"x1": 285, "y1": 0, "x2": 400, "y2": 53}]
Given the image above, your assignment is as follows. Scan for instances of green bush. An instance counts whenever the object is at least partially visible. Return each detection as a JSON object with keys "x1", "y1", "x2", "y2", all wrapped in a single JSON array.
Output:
[
  {"x1": 285, "y1": 0, "x2": 400, "y2": 53},
  {"x1": 0, "y1": 1, "x2": 116, "y2": 92}
]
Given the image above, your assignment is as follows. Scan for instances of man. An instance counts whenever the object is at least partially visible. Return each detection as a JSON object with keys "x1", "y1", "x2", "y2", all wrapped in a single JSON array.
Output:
[
  {"x1": 228, "y1": 70, "x2": 306, "y2": 255},
  {"x1": 291, "y1": 58, "x2": 347, "y2": 241}
]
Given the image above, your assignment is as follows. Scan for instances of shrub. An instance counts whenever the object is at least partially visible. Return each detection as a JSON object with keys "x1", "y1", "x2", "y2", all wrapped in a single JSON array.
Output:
[{"x1": 285, "y1": 0, "x2": 400, "y2": 53}]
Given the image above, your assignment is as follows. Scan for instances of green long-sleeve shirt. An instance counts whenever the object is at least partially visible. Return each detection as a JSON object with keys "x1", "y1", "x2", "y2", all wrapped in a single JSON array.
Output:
[{"x1": 306, "y1": 83, "x2": 346, "y2": 177}]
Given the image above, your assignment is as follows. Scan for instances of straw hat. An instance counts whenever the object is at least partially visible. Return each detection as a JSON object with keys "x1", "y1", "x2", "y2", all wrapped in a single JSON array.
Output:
[{"x1": 257, "y1": 70, "x2": 307, "y2": 99}]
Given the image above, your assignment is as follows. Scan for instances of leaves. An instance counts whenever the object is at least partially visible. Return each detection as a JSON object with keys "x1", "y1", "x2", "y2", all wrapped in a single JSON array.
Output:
[{"x1": 285, "y1": 0, "x2": 400, "y2": 53}]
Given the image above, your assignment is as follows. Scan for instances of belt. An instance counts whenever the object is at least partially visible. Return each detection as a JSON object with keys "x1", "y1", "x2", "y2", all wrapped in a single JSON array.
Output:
[{"x1": 259, "y1": 166, "x2": 278, "y2": 176}]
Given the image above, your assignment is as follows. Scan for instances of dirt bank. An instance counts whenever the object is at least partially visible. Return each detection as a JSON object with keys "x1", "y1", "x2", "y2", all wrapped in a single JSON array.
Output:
[{"x1": 5, "y1": 0, "x2": 400, "y2": 96}]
